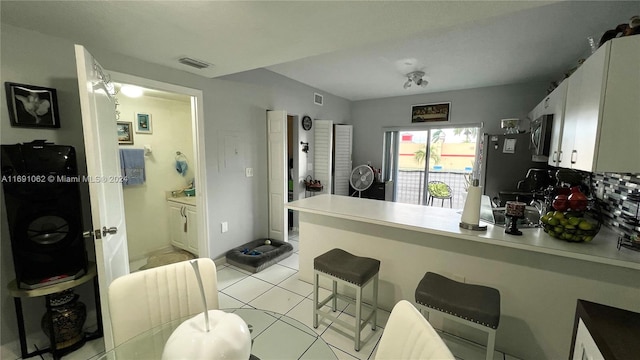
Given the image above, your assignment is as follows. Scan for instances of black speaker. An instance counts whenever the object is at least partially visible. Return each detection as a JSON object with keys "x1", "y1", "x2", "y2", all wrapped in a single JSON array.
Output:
[{"x1": 1, "y1": 141, "x2": 88, "y2": 289}]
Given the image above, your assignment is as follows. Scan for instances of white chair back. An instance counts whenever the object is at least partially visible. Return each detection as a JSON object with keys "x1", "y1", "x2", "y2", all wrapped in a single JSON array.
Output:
[
  {"x1": 108, "y1": 258, "x2": 219, "y2": 346},
  {"x1": 376, "y1": 300, "x2": 454, "y2": 360}
]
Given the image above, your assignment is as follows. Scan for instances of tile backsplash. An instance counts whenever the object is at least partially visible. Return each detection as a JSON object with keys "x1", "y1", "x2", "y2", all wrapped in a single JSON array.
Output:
[{"x1": 591, "y1": 172, "x2": 640, "y2": 241}]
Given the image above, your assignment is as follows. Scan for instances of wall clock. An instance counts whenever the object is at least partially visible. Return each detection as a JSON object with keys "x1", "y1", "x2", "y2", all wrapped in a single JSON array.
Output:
[{"x1": 301, "y1": 116, "x2": 312, "y2": 131}]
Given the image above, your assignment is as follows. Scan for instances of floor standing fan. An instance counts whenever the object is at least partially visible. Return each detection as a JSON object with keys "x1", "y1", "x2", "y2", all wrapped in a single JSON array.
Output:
[{"x1": 350, "y1": 165, "x2": 375, "y2": 197}]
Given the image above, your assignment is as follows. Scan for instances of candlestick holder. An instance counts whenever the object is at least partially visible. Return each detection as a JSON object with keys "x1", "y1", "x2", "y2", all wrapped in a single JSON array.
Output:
[
  {"x1": 505, "y1": 201, "x2": 526, "y2": 236},
  {"x1": 505, "y1": 215, "x2": 523, "y2": 235}
]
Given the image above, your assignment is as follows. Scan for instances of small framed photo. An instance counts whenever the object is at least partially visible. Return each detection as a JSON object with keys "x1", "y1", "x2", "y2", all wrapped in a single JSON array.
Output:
[
  {"x1": 411, "y1": 102, "x2": 450, "y2": 123},
  {"x1": 117, "y1": 121, "x2": 134, "y2": 145},
  {"x1": 4, "y1": 82, "x2": 61, "y2": 128},
  {"x1": 135, "y1": 112, "x2": 152, "y2": 134}
]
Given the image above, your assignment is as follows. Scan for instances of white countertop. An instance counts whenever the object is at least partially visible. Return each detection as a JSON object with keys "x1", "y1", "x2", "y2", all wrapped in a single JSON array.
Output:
[
  {"x1": 166, "y1": 195, "x2": 197, "y2": 206},
  {"x1": 286, "y1": 194, "x2": 640, "y2": 271}
]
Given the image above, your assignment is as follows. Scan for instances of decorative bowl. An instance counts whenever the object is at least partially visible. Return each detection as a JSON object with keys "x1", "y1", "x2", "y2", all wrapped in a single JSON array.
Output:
[{"x1": 540, "y1": 211, "x2": 600, "y2": 242}]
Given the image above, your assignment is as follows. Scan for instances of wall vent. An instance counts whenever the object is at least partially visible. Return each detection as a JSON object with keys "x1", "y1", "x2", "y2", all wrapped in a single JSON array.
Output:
[
  {"x1": 178, "y1": 57, "x2": 211, "y2": 70},
  {"x1": 314, "y1": 93, "x2": 323, "y2": 106}
]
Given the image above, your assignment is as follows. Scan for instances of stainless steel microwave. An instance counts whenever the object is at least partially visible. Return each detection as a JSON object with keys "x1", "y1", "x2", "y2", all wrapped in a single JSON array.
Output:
[{"x1": 530, "y1": 114, "x2": 553, "y2": 161}]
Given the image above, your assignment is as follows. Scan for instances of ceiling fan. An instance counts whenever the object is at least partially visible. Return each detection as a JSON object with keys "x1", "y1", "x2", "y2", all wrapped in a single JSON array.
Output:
[{"x1": 403, "y1": 71, "x2": 428, "y2": 89}]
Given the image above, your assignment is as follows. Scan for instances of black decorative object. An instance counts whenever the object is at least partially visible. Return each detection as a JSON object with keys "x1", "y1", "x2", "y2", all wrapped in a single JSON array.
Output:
[
  {"x1": 4, "y1": 82, "x2": 60, "y2": 128},
  {"x1": 504, "y1": 201, "x2": 525, "y2": 236},
  {"x1": 41, "y1": 289, "x2": 87, "y2": 351}
]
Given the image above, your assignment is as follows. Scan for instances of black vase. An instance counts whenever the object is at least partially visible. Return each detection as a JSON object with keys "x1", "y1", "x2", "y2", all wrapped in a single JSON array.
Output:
[{"x1": 41, "y1": 289, "x2": 87, "y2": 351}]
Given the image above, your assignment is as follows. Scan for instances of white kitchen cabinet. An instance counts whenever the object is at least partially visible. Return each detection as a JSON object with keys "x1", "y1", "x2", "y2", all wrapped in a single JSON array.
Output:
[
  {"x1": 167, "y1": 199, "x2": 198, "y2": 255},
  {"x1": 561, "y1": 35, "x2": 640, "y2": 172}
]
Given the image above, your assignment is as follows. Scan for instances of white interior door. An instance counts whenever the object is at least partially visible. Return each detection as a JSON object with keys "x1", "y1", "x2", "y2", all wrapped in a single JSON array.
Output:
[
  {"x1": 267, "y1": 110, "x2": 287, "y2": 241},
  {"x1": 75, "y1": 44, "x2": 130, "y2": 350},
  {"x1": 314, "y1": 120, "x2": 333, "y2": 195},
  {"x1": 333, "y1": 125, "x2": 353, "y2": 196}
]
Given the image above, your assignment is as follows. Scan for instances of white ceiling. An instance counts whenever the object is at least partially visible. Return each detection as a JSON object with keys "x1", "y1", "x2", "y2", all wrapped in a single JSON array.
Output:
[{"x1": 2, "y1": 1, "x2": 638, "y2": 101}]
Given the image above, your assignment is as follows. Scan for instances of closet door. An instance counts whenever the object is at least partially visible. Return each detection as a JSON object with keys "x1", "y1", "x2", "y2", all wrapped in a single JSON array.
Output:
[
  {"x1": 333, "y1": 125, "x2": 353, "y2": 196},
  {"x1": 314, "y1": 120, "x2": 333, "y2": 195}
]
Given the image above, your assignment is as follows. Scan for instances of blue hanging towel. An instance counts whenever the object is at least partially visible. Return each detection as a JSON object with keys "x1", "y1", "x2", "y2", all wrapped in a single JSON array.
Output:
[
  {"x1": 120, "y1": 149, "x2": 146, "y2": 186},
  {"x1": 176, "y1": 159, "x2": 188, "y2": 176}
]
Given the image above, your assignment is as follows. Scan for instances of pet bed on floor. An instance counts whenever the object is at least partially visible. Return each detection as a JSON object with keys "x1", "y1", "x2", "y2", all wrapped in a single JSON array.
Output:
[{"x1": 225, "y1": 238, "x2": 293, "y2": 273}]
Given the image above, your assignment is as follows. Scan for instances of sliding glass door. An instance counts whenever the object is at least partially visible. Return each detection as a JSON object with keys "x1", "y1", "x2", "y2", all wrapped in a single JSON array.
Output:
[{"x1": 387, "y1": 126, "x2": 479, "y2": 208}]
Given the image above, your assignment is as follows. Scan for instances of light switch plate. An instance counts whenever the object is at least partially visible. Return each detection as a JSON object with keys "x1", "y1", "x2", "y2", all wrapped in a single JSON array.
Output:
[
  {"x1": 221, "y1": 222, "x2": 228, "y2": 233},
  {"x1": 245, "y1": 168, "x2": 253, "y2": 177}
]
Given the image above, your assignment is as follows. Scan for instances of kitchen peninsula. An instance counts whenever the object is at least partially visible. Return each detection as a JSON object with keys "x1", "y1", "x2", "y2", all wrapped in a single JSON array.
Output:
[{"x1": 286, "y1": 195, "x2": 640, "y2": 359}]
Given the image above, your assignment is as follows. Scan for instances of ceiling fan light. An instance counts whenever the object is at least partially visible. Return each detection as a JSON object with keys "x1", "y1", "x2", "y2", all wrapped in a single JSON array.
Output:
[{"x1": 403, "y1": 70, "x2": 427, "y2": 89}]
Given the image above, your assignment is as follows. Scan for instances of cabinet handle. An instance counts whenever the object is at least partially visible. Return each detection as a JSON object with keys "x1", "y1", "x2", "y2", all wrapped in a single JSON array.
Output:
[
  {"x1": 552, "y1": 151, "x2": 557, "y2": 163},
  {"x1": 571, "y1": 150, "x2": 578, "y2": 164},
  {"x1": 558, "y1": 151, "x2": 563, "y2": 163},
  {"x1": 544, "y1": 97, "x2": 550, "y2": 109}
]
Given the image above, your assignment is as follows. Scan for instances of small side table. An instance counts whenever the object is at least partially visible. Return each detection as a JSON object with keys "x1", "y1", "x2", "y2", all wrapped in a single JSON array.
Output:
[{"x1": 7, "y1": 262, "x2": 103, "y2": 359}]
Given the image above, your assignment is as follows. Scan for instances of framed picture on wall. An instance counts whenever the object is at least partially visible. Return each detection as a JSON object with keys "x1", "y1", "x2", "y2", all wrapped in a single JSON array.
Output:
[
  {"x1": 117, "y1": 121, "x2": 134, "y2": 145},
  {"x1": 4, "y1": 82, "x2": 61, "y2": 128},
  {"x1": 135, "y1": 112, "x2": 152, "y2": 134},
  {"x1": 411, "y1": 102, "x2": 450, "y2": 123}
]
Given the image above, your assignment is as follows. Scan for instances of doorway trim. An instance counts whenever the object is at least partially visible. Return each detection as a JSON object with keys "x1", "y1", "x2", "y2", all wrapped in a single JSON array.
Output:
[{"x1": 109, "y1": 71, "x2": 210, "y2": 258}]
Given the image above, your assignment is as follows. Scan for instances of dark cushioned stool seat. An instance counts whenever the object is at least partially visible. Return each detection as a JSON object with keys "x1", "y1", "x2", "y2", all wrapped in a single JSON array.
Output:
[
  {"x1": 226, "y1": 238, "x2": 293, "y2": 273},
  {"x1": 314, "y1": 248, "x2": 380, "y2": 285},
  {"x1": 415, "y1": 272, "x2": 500, "y2": 329}
]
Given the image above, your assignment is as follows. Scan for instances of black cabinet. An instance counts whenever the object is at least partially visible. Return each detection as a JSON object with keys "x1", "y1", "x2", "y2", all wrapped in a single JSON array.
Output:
[
  {"x1": 569, "y1": 299, "x2": 640, "y2": 360},
  {"x1": 350, "y1": 181, "x2": 389, "y2": 200}
]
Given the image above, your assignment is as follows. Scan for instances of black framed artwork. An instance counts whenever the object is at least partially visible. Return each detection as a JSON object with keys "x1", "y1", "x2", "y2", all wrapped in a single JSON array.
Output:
[
  {"x1": 4, "y1": 82, "x2": 60, "y2": 128},
  {"x1": 411, "y1": 102, "x2": 450, "y2": 123}
]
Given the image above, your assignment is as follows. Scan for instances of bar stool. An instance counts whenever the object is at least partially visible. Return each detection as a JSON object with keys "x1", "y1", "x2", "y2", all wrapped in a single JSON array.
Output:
[
  {"x1": 415, "y1": 272, "x2": 500, "y2": 360},
  {"x1": 313, "y1": 248, "x2": 380, "y2": 351}
]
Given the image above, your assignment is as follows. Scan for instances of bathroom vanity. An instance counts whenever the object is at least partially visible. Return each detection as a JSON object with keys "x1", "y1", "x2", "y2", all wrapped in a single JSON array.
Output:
[{"x1": 166, "y1": 196, "x2": 198, "y2": 256}]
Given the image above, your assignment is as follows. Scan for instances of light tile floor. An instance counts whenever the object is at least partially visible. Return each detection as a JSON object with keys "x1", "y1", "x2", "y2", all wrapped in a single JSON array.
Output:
[{"x1": 8, "y1": 232, "x2": 522, "y2": 360}]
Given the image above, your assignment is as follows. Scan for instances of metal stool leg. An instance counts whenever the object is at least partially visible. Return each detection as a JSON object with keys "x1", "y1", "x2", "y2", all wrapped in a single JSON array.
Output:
[
  {"x1": 332, "y1": 280, "x2": 337, "y2": 312},
  {"x1": 486, "y1": 328, "x2": 496, "y2": 360},
  {"x1": 371, "y1": 273, "x2": 378, "y2": 330},
  {"x1": 313, "y1": 271, "x2": 319, "y2": 328},
  {"x1": 355, "y1": 285, "x2": 362, "y2": 351}
]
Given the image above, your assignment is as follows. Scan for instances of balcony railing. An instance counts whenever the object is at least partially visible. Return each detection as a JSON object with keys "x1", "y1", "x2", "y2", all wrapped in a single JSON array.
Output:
[{"x1": 395, "y1": 170, "x2": 470, "y2": 209}]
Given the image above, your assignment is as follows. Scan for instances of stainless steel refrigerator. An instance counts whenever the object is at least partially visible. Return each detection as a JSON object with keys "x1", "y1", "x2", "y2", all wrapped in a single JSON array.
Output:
[{"x1": 480, "y1": 132, "x2": 547, "y2": 205}]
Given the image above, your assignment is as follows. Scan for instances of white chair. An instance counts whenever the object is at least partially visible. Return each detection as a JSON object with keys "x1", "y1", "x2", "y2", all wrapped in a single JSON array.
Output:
[
  {"x1": 376, "y1": 300, "x2": 454, "y2": 360},
  {"x1": 108, "y1": 258, "x2": 219, "y2": 346}
]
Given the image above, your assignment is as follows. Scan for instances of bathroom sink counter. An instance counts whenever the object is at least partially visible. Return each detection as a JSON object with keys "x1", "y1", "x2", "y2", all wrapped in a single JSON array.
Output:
[
  {"x1": 286, "y1": 195, "x2": 640, "y2": 270},
  {"x1": 287, "y1": 195, "x2": 640, "y2": 359},
  {"x1": 166, "y1": 194, "x2": 197, "y2": 206}
]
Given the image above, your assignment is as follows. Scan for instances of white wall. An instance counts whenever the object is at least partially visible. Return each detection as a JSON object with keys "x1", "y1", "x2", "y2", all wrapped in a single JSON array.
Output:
[
  {"x1": 0, "y1": 23, "x2": 352, "y2": 351},
  {"x1": 220, "y1": 69, "x2": 351, "y2": 204},
  {"x1": 117, "y1": 94, "x2": 193, "y2": 261},
  {"x1": 350, "y1": 83, "x2": 549, "y2": 169}
]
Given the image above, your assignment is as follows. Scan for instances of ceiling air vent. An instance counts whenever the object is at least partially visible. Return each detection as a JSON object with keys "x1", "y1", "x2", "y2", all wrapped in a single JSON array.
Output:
[
  {"x1": 314, "y1": 93, "x2": 323, "y2": 106},
  {"x1": 178, "y1": 57, "x2": 211, "y2": 70}
]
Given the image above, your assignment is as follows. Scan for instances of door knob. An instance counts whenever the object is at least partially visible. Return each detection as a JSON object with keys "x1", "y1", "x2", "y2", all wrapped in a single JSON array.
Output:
[{"x1": 102, "y1": 226, "x2": 118, "y2": 236}]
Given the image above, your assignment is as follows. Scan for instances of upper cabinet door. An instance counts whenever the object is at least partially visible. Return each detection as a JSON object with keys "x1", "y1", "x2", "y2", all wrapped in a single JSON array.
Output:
[
  {"x1": 595, "y1": 36, "x2": 640, "y2": 172},
  {"x1": 565, "y1": 44, "x2": 608, "y2": 172},
  {"x1": 560, "y1": 35, "x2": 639, "y2": 173}
]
